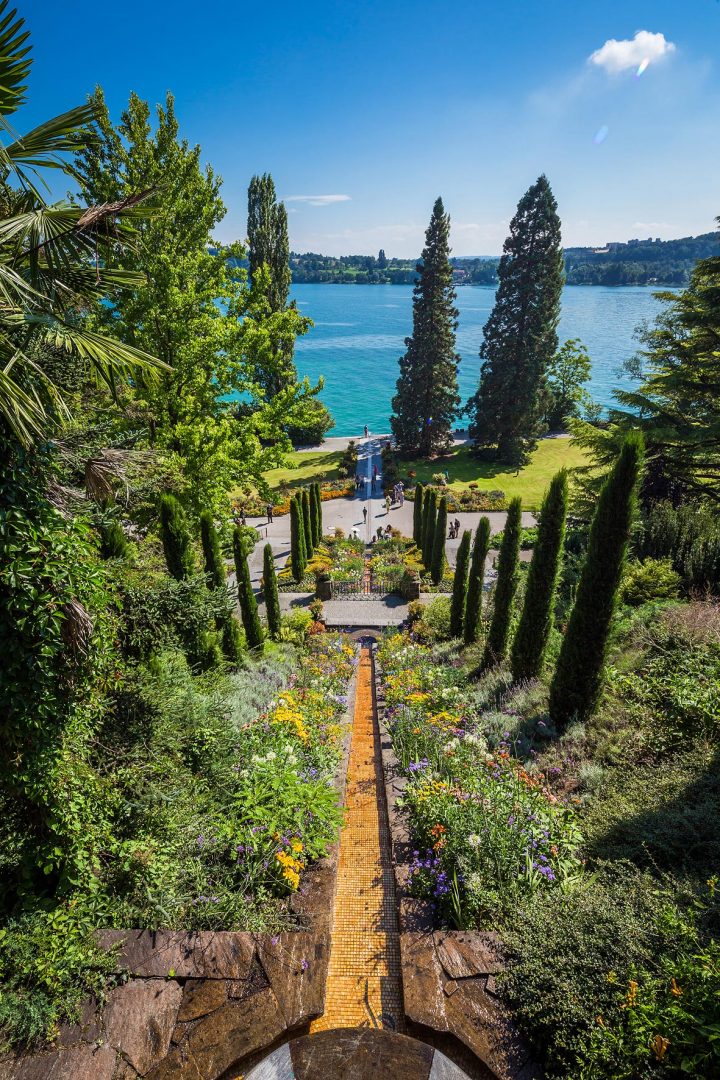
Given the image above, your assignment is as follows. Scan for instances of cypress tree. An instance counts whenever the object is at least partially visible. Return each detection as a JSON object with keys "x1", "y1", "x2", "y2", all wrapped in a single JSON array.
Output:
[
  {"x1": 549, "y1": 434, "x2": 644, "y2": 729},
  {"x1": 290, "y1": 495, "x2": 306, "y2": 582},
  {"x1": 511, "y1": 470, "x2": 568, "y2": 682},
  {"x1": 159, "y1": 493, "x2": 195, "y2": 580},
  {"x1": 313, "y1": 482, "x2": 323, "y2": 545},
  {"x1": 221, "y1": 615, "x2": 244, "y2": 663},
  {"x1": 469, "y1": 176, "x2": 564, "y2": 465},
  {"x1": 450, "y1": 529, "x2": 471, "y2": 638},
  {"x1": 263, "y1": 542, "x2": 282, "y2": 641},
  {"x1": 200, "y1": 510, "x2": 225, "y2": 589},
  {"x1": 431, "y1": 496, "x2": 448, "y2": 585},
  {"x1": 391, "y1": 198, "x2": 461, "y2": 456},
  {"x1": 464, "y1": 517, "x2": 491, "y2": 645},
  {"x1": 413, "y1": 484, "x2": 425, "y2": 546},
  {"x1": 423, "y1": 491, "x2": 437, "y2": 570},
  {"x1": 301, "y1": 489, "x2": 313, "y2": 556},
  {"x1": 233, "y1": 527, "x2": 264, "y2": 650},
  {"x1": 482, "y1": 497, "x2": 522, "y2": 667}
]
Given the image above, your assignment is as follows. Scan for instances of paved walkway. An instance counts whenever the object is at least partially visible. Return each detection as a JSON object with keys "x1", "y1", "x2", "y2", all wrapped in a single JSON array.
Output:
[{"x1": 310, "y1": 646, "x2": 404, "y2": 1032}]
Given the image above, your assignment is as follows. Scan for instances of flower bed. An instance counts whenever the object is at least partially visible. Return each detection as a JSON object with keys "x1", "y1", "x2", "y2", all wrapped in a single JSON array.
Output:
[
  {"x1": 239, "y1": 479, "x2": 354, "y2": 518},
  {"x1": 377, "y1": 634, "x2": 583, "y2": 926},
  {"x1": 276, "y1": 536, "x2": 365, "y2": 591},
  {"x1": 225, "y1": 634, "x2": 356, "y2": 900},
  {"x1": 406, "y1": 485, "x2": 507, "y2": 512}
]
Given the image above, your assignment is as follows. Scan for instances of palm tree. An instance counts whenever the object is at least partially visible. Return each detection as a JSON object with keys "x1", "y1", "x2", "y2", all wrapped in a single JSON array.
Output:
[{"x1": 0, "y1": 1, "x2": 165, "y2": 446}]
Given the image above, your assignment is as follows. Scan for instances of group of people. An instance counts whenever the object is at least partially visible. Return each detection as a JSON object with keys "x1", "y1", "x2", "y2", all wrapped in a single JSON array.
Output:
[{"x1": 448, "y1": 518, "x2": 462, "y2": 539}]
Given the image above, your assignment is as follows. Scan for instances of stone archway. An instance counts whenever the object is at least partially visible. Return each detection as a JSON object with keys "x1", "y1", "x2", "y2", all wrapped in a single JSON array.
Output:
[{"x1": 245, "y1": 1028, "x2": 473, "y2": 1079}]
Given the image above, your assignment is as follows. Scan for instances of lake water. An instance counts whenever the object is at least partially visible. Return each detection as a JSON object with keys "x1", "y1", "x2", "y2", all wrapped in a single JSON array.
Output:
[{"x1": 291, "y1": 283, "x2": 665, "y2": 437}]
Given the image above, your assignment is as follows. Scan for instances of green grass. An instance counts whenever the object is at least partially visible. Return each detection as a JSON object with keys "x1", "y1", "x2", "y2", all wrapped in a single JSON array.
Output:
[
  {"x1": 263, "y1": 450, "x2": 344, "y2": 492},
  {"x1": 406, "y1": 438, "x2": 590, "y2": 511}
]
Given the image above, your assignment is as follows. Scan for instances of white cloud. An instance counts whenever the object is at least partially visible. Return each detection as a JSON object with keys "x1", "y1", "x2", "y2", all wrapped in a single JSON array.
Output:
[
  {"x1": 588, "y1": 30, "x2": 676, "y2": 75},
  {"x1": 285, "y1": 194, "x2": 351, "y2": 207}
]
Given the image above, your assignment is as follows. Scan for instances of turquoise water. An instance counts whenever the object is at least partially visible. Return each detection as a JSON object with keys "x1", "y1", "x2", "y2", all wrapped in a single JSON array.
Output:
[{"x1": 291, "y1": 283, "x2": 665, "y2": 437}]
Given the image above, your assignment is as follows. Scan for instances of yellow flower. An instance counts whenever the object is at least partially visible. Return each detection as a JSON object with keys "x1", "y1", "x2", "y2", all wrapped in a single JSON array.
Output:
[
  {"x1": 291, "y1": 838, "x2": 303, "y2": 853},
  {"x1": 625, "y1": 980, "x2": 639, "y2": 1008},
  {"x1": 670, "y1": 978, "x2": 682, "y2": 998},
  {"x1": 651, "y1": 1035, "x2": 670, "y2": 1062}
]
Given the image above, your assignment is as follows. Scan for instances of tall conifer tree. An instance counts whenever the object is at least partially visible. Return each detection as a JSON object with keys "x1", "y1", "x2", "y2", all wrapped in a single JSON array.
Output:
[
  {"x1": 413, "y1": 484, "x2": 425, "y2": 546},
  {"x1": 482, "y1": 498, "x2": 522, "y2": 667},
  {"x1": 391, "y1": 198, "x2": 460, "y2": 456},
  {"x1": 159, "y1": 494, "x2": 195, "y2": 581},
  {"x1": 464, "y1": 517, "x2": 491, "y2": 645},
  {"x1": 290, "y1": 495, "x2": 306, "y2": 582},
  {"x1": 450, "y1": 530, "x2": 471, "y2": 638},
  {"x1": 431, "y1": 497, "x2": 448, "y2": 584},
  {"x1": 263, "y1": 543, "x2": 282, "y2": 641},
  {"x1": 233, "y1": 528, "x2": 264, "y2": 649},
  {"x1": 200, "y1": 511, "x2": 225, "y2": 589},
  {"x1": 301, "y1": 489, "x2": 313, "y2": 556},
  {"x1": 423, "y1": 491, "x2": 437, "y2": 569},
  {"x1": 549, "y1": 434, "x2": 644, "y2": 728},
  {"x1": 469, "y1": 176, "x2": 564, "y2": 465},
  {"x1": 511, "y1": 471, "x2": 568, "y2": 681}
]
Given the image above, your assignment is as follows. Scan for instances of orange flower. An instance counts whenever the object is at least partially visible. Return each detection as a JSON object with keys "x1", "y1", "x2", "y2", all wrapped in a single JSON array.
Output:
[{"x1": 670, "y1": 978, "x2": 682, "y2": 998}]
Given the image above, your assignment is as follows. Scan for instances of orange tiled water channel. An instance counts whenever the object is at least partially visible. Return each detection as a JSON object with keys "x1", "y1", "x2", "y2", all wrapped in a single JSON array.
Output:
[{"x1": 310, "y1": 645, "x2": 405, "y2": 1032}]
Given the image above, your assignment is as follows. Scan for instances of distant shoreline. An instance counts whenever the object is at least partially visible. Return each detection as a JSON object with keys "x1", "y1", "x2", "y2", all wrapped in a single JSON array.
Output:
[{"x1": 292, "y1": 280, "x2": 680, "y2": 288}]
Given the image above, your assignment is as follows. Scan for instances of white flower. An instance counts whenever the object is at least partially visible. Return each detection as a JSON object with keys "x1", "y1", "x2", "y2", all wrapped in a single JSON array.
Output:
[{"x1": 468, "y1": 834, "x2": 482, "y2": 849}]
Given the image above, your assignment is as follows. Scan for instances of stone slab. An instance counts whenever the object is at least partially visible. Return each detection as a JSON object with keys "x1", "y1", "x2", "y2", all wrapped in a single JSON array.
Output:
[
  {"x1": 0, "y1": 1046, "x2": 117, "y2": 1080},
  {"x1": 185, "y1": 988, "x2": 286, "y2": 1079},
  {"x1": 104, "y1": 977, "x2": 182, "y2": 1075},
  {"x1": 434, "y1": 932, "x2": 504, "y2": 979},
  {"x1": 177, "y1": 979, "x2": 228, "y2": 1023},
  {"x1": 257, "y1": 932, "x2": 329, "y2": 1028},
  {"x1": 399, "y1": 933, "x2": 449, "y2": 1033},
  {"x1": 98, "y1": 930, "x2": 256, "y2": 980}
]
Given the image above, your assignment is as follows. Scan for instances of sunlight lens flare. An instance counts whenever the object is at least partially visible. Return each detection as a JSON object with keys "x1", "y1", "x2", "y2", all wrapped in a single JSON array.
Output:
[
  {"x1": 635, "y1": 57, "x2": 650, "y2": 78},
  {"x1": 593, "y1": 125, "x2": 609, "y2": 145}
]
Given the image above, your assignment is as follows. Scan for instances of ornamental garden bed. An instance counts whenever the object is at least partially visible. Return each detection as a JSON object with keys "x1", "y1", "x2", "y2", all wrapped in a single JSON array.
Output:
[
  {"x1": 405, "y1": 485, "x2": 508, "y2": 513},
  {"x1": 238, "y1": 479, "x2": 354, "y2": 518},
  {"x1": 277, "y1": 535, "x2": 365, "y2": 592}
]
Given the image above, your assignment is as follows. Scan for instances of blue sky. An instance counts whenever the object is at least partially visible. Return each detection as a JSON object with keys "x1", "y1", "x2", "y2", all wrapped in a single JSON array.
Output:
[{"x1": 25, "y1": 0, "x2": 720, "y2": 256}]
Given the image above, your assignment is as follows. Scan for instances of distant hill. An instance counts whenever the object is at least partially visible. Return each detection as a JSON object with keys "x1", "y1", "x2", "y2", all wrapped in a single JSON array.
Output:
[{"x1": 288, "y1": 231, "x2": 719, "y2": 287}]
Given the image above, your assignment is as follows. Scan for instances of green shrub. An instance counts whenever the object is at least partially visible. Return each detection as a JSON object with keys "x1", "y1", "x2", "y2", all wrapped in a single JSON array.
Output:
[
  {"x1": 159, "y1": 493, "x2": 195, "y2": 580},
  {"x1": 99, "y1": 519, "x2": 128, "y2": 559},
  {"x1": 621, "y1": 558, "x2": 680, "y2": 606},
  {"x1": 200, "y1": 511, "x2": 226, "y2": 589},
  {"x1": 421, "y1": 595, "x2": 452, "y2": 641}
]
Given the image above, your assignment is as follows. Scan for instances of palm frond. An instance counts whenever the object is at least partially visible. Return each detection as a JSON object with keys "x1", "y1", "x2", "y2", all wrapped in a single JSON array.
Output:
[{"x1": 0, "y1": 2, "x2": 31, "y2": 117}]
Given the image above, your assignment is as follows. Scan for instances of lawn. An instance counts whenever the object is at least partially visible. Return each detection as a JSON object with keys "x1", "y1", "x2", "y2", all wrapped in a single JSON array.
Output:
[
  {"x1": 263, "y1": 450, "x2": 344, "y2": 492},
  {"x1": 406, "y1": 437, "x2": 590, "y2": 510}
]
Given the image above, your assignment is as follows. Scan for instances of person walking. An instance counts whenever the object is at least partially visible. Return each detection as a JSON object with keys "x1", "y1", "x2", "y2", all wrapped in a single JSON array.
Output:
[
  {"x1": 363, "y1": 506, "x2": 368, "y2": 525},
  {"x1": 385, "y1": 494, "x2": 391, "y2": 515},
  {"x1": 364, "y1": 425, "x2": 369, "y2": 438},
  {"x1": 453, "y1": 518, "x2": 460, "y2": 537},
  {"x1": 240, "y1": 506, "x2": 247, "y2": 527},
  {"x1": 266, "y1": 502, "x2": 274, "y2": 523}
]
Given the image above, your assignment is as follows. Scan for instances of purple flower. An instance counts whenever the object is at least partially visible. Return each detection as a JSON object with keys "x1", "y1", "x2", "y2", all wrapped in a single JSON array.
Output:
[{"x1": 300, "y1": 959, "x2": 309, "y2": 972}]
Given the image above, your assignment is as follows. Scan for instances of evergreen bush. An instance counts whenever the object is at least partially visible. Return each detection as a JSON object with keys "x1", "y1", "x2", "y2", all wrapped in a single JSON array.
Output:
[
  {"x1": 159, "y1": 493, "x2": 195, "y2": 580},
  {"x1": 290, "y1": 495, "x2": 306, "y2": 582},
  {"x1": 464, "y1": 517, "x2": 491, "y2": 645},
  {"x1": 431, "y1": 496, "x2": 448, "y2": 584},
  {"x1": 413, "y1": 484, "x2": 425, "y2": 546},
  {"x1": 200, "y1": 510, "x2": 225, "y2": 589},
  {"x1": 423, "y1": 490, "x2": 437, "y2": 569},
  {"x1": 482, "y1": 497, "x2": 522, "y2": 667},
  {"x1": 450, "y1": 529, "x2": 471, "y2": 638},
  {"x1": 99, "y1": 520, "x2": 127, "y2": 559},
  {"x1": 263, "y1": 543, "x2": 282, "y2": 640},
  {"x1": 233, "y1": 527, "x2": 264, "y2": 650},
  {"x1": 511, "y1": 470, "x2": 568, "y2": 681},
  {"x1": 549, "y1": 433, "x2": 644, "y2": 728},
  {"x1": 301, "y1": 488, "x2": 313, "y2": 556}
]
